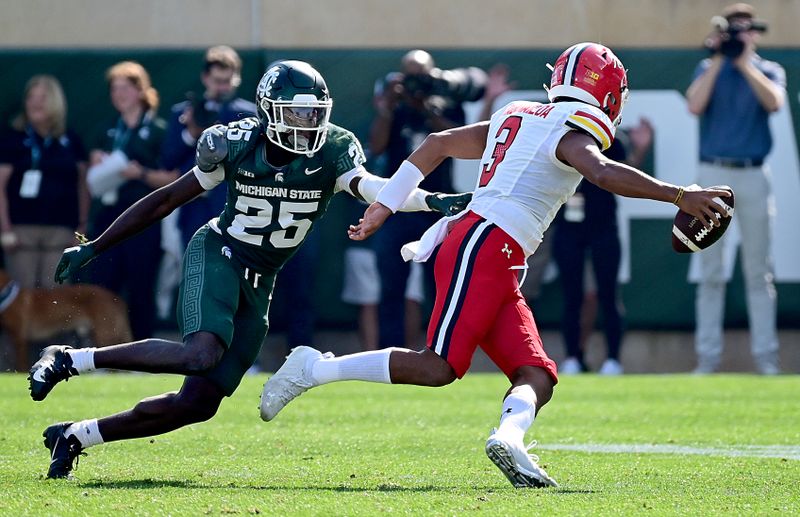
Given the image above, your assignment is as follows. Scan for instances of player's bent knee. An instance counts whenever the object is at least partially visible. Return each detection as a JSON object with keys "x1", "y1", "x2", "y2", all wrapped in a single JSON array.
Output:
[
  {"x1": 390, "y1": 349, "x2": 457, "y2": 386},
  {"x1": 182, "y1": 333, "x2": 225, "y2": 373},
  {"x1": 421, "y1": 354, "x2": 457, "y2": 387},
  {"x1": 173, "y1": 394, "x2": 220, "y2": 424}
]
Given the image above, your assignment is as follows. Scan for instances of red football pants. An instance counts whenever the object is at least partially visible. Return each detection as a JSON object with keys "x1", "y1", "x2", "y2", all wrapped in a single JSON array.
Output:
[{"x1": 427, "y1": 212, "x2": 558, "y2": 383}]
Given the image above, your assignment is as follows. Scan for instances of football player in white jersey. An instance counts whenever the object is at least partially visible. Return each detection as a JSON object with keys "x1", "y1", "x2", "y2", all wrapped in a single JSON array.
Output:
[{"x1": 261, "y1": 43, "x2": 732, "y2": 488}]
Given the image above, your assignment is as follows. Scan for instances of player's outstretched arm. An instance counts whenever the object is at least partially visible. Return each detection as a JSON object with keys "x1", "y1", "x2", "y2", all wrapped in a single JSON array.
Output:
[
  {"x1": 405, "y1": 121, "x2": 490, "y2": 172},
  {"x1": 347, "y1": 173, "x2": 472, "y2": 216},
  {"x1": 557, "y1": 131, "x2": 731, "y2": 229},
  {"x1": 54, "y1": 173, "x2": 205, "y2": 283},
  {"x1": 348, "y1": 122, "x2": 488, "y2": 241}
]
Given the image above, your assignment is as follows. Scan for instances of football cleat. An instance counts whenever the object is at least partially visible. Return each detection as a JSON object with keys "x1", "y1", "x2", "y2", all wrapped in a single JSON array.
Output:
[
  {"x1": 559, "y1": 357, "x2": 586, "y2": 375},
  {"x1": 28, "y1": 345, "x2": 79, "y2": 401},
  {"x1": 598, "y1": 358, "x2": 624, "y2": 376},
  {"x1": 43, "y1": 422, "x2": 85, "y2": 479},
  {"x1": 485, "y1": 429, "x2": 558, "y2": 488},
  {"x1": 260, "y1": 346, "x2": 331, "y2": 421}
]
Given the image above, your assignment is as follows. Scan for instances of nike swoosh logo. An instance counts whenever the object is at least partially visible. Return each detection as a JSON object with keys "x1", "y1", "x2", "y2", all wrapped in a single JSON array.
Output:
[
  {"x1": 304, "y1": 167, "x2": 322, "y2": 175},
  {"x1": 32, "y1": 367, "x2": 47, "y2": 383}
]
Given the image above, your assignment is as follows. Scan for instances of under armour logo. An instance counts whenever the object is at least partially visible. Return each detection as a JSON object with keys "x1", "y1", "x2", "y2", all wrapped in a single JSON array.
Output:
[
  {"x1": 501, "y1": 243, "x2": 512, "y2": 259},
  {"x1": 275, "y1": 172, "x2": 284, "y2": 182}
]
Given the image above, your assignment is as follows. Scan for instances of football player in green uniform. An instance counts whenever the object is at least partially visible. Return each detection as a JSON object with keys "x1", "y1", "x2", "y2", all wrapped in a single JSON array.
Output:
[{"x1": 28, "y1": 60, "x2": 471, "y2": 479}]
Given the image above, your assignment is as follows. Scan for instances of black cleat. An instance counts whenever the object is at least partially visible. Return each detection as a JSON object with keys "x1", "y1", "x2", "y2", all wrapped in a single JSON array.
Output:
[
  {"x1": 28, "y1": 345, "x2": 78, "y2": 401},
  {"x1": 43, "y1": 422, "x2": 85, "y2": 479}
]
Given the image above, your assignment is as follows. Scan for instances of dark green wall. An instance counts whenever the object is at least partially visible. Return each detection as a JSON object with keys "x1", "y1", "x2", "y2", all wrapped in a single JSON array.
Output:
[{"x1": 1, "y1": 48, "x2": 798, "y2": 330}]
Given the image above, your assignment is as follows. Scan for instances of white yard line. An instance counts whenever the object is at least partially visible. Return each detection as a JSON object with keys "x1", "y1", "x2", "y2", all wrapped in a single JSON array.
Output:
[{"x1": 539, "y1": 443, "x2": 800, "y2": 460}]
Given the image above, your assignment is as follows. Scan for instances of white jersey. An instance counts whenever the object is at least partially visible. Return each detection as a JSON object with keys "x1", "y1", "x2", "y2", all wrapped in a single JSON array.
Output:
[{"x1": 469, "y1": 100, "x2": 615, "y2": 257}]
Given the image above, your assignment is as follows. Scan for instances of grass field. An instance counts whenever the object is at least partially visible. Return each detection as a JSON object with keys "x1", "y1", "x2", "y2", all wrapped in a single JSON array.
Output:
[{"x1": 1, "y1": 372, "x2": 798, "y2": 516}]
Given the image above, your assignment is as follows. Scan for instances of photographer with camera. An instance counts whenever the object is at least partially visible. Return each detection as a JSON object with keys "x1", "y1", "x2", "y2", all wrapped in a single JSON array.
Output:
[
  {"x1": 686, "y1": 3, "x2": 786, "y2": 374},
  {"x1": 161, "y1": 45, "x2": 255, "y2": 247},
  {"x1": 360, "y1": 49, "x2": 504, "y2": 350}
]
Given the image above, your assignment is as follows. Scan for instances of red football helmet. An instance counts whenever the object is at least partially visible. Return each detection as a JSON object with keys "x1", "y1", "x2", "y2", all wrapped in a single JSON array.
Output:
[{"x1": 547, "y1": 42, "x2": 629, "y2": 125}]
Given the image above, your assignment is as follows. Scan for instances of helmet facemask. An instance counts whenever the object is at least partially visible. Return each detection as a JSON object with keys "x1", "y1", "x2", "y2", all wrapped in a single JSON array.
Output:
[
  {"x1": 602, "y1": 84, "x2": 629, "y2": 128},
  {"x1": 261, "y1": 94, "x2": 332, "y2": 156}
]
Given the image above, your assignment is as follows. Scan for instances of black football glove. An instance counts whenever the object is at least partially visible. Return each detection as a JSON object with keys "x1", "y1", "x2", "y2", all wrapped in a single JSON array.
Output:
[
  {"x1": 425, "y1": 192, "x2": 473, "y2": 216},
  {"x1": 54, "y1": 243, "x2": 97, "y2": 284},
  {"x1": 195, "y1": 124, "x2": 228, "y2": 172}
]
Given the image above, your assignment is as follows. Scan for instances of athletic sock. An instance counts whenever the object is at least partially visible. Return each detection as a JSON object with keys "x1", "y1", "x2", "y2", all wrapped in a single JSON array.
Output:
[
  {"x1": 311, "y1": 348, "x2": 394, "y2": 385},
  {"x1": 496, "y1": 385, "x2": 537, "y2": 443},
  {"x1": 67, "y1": 348, "x2": 96, "y2": 373},
  {"x1": 64, "y1": 419, "x2": 104, "y2": 448}
]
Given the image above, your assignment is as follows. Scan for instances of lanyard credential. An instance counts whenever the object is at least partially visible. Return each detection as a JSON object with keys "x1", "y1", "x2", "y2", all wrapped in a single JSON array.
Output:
[
  {"x1": 26, "y1": 125, "x2": 51, "y2": 169},
  {"x1": 20, "y1": 126, "x2": 51, "y2": 199},
  {"x1": 112, "y1": 117, "x2": 133, "y2": 151}
]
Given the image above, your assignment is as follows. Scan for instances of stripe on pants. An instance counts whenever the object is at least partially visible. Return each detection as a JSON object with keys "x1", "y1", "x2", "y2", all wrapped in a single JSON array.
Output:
[{"x1": 432, "y1": 219, "x2": 495, "y2": 356}]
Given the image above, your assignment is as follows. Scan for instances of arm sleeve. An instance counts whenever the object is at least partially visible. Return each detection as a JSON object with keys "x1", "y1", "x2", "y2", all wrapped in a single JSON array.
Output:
[
  {"x1": 192, "y1": 165, "x2": 225, "y2": 191},
  {"x1": 335, "y1": 167, "x2": 432, "y2": 212}
]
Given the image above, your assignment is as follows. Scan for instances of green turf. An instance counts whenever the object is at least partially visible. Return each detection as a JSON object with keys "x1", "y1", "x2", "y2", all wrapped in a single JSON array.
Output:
[{"x1": 1, "y1": 373, "x2": 798, "y2": 516}]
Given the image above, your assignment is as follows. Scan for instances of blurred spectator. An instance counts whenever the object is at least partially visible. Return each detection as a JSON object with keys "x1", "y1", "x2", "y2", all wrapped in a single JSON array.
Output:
[
  {"x1": 0, "y1": 75, "x2": 89, "y2": 288},
  {"x1": 340, "y1": 217, "x2": 426, "y2": 351},
  {"x1": 340, "y1": 147, "x2": 428, "y2": 351},
  {"x1": 272, "y1": 226, "x2": 321, "y2": 354},
  {"x1": 686, "y1": 3, "x2": 785, "y2": 375},
  {"x1": 85, "y1": 61, "x2": 167, "y2": 340},
  {"x1": 368, "y1": 49, "x2": 497, "y2": 349},
  {"x1": 157, "y1": 46, "x2": 255, "y2": 329},
  {"x1": 554, "y1": 120, "x2": 653, "y2": 375},
  {"x1": 161, "y1": 45, "x2": 255, "y2": 247}
]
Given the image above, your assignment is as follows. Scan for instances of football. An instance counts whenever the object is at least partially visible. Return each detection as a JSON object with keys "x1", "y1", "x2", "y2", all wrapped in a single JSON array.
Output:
[{"x1": 671, "y1": 186, "x2": 735, "y2": 253}]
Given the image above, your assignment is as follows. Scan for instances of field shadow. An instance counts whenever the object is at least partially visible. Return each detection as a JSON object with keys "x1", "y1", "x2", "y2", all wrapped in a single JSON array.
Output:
[
  {"x1": 82, "y1": 479, "x2": 597, "y2": 494},
  {"x1": 81, "y1": 479, "x2": 450, "y2": 492},
  {"x1": 82, "y1": 480, "x2": 207, "y2": 489}
]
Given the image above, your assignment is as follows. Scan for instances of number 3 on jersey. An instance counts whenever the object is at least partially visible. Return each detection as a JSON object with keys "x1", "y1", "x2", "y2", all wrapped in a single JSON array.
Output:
[{"x1": 479, "y1": 115, "x2": 522, "y2": 187}]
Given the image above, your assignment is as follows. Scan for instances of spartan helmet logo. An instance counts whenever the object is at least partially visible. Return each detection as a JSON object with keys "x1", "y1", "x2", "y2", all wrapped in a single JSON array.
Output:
[{"x1": 257, "y1": 66, "x2": 281, "y2": 97}]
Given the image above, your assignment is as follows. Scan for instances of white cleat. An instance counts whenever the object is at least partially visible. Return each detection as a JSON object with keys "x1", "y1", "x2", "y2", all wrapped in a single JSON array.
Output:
[
  {"x1": 598, "y1": 358, "x2": 624, "y2": 376},
  {"x1": 260, "y1": 346, "x2": 331, "y2": 422},
  {"x1": 559, "y1": 357, "x2": 584, "y2": 375},
  {"x1": 485, "y1": 429, "x2": 558, "y2": 488}
]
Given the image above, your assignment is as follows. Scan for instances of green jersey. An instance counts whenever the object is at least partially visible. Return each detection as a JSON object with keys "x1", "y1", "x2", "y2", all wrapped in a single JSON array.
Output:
[{"x1": 195, "y1": 117, "x2": 365, "y2": 273}]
